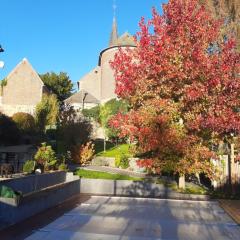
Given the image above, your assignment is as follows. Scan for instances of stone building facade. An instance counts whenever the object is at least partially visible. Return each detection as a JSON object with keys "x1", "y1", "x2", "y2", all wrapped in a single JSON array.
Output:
[
  {"x1": 66, "y1": 18, "x2": 136, "y2": 109},
  {"x1": 0, "y1": 58, "x2": 48, "y2": 116}
]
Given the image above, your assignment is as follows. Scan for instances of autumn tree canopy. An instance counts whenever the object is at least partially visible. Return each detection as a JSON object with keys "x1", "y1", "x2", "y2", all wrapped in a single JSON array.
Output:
[{"x1": 110, "y1": 0, "x2": 240, "y2": 179}]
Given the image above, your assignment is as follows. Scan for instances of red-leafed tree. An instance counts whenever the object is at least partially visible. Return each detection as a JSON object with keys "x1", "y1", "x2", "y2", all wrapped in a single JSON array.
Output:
[{"x1": 110, "y1": 0, "x2": 240, "y2": 188}]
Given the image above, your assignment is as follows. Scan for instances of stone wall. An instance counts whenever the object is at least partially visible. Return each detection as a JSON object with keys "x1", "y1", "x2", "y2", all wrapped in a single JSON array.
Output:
[
  {"x1": 0, "y1": 58, "x2": 43, "y2": 116},
  {"x1": 71, "y1": 102, "x2": 98, "y2": 111},
  {"x1": 100, "y1": 47, "x2": 118, "y2": 101},
  {"x1": 0, "y1": 104, "x2": 35, "y2": 116},
  {"x1": 2, "y1": 59, "x2": 43, "y2": 106}
]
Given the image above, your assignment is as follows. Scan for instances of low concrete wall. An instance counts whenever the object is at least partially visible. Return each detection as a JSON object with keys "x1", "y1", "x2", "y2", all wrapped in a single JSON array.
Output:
[
  {"x1": 0, "y1": 179, "x2": 80, "y2": 225},
  {"x1": 79, "y1": 178, "x2": 210, "y2": 200},
  {"x1": 0, "y1": 171, "x2": 66, "y2": 194}
]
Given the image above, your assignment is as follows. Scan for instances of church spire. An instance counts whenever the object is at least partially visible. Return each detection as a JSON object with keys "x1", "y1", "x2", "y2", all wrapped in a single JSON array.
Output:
[
  {"x1": 109, "y1": 17, "x2": 118, "y2": 47},
  {"x1": 109, "y1": 1, "x2": 118, "y2": 47}
]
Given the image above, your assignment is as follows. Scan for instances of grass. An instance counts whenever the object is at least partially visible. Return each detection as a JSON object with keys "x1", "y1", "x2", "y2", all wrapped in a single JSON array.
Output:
[
  {"x1": 75, "y1": 169, "x2": 143, "y2": 181},
  {"x1": 96, "y1": 144, "x2": 132, "y2": 157},
  {"x1": 94, "y1": 141, "x2": 115, "y2": 155},
  {"x1": 156, "y1": 179, "x2": 208, "y2": 195},
  {"x1": 183, "y1": 184, "x2": 208, "y2": 195}
]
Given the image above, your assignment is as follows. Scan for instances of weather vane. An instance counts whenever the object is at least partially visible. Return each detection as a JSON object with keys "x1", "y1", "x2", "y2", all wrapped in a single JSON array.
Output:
[{"x1": 113, "y1": 0, "x2": 117, "y2": 18}]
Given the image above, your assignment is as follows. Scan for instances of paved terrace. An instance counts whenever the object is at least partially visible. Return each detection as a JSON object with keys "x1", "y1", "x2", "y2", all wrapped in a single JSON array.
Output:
[{"x1": 1, "y1": 194, "x2": 239, "y2": 240}]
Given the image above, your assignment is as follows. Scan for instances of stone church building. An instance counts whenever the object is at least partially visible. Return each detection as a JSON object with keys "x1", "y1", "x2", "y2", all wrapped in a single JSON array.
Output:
[
  {"x1": 65, "y1": 17, "x2": 136, "y2": 109},
  {"x1": 0, "y1": 58, "x2": 48, "y2": 116},
  {"x1": 0, "y1": 18, "x2": 136, "y2": 116}
]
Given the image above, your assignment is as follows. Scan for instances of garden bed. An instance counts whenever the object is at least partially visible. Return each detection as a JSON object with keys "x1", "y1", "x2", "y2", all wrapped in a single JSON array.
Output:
[{"x1": 0, "y1": 172, "x2": 80, "y2": 228}]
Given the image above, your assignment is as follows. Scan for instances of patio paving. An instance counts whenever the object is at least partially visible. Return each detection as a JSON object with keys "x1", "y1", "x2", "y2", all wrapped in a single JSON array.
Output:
[{"x1": 23, "y1": 196, "x2": 240, "y2": 240}]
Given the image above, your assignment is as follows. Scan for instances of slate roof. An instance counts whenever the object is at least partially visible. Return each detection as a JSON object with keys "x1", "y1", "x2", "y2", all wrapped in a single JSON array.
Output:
[
  {"x1": 65, "y1": 90, "x2": 100, "y2": 104},
  {"x1": 117, "y1": 32, "x2": 136, "y2": 46},
  {"x1": 109, "y1": 17, "x2": 135, "y2": 47}
]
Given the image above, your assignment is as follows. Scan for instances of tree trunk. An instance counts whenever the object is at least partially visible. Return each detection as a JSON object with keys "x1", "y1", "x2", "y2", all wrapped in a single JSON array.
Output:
[
  {"x1": 179, "y1": 174, "x2": 185, "y2": 189},
  {"x1": 195, "y1": 173, "x2": 200, "y2": 184}
]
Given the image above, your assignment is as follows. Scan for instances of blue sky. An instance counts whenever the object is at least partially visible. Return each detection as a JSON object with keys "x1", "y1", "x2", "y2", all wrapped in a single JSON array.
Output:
[{"x1": 0, "y1": 0, "x2": 167, "y2": 90}]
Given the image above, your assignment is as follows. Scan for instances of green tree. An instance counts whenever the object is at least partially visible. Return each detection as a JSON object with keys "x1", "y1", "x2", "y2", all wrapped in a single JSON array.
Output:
[
  {"x1": 35, "y1": 94, "x2": 59, "y2": 132},
  {"x1": 40, "y1": 72, "x2": 73, "y2": 101},
  {"x1": 82, "y1": 105, "x2": 100, "y2": 122}
]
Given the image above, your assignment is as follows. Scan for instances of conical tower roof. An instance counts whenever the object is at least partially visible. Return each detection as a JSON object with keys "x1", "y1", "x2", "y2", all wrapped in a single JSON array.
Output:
[{"x1": 109, "y1": 17, "x2": 118, "y2": 47}]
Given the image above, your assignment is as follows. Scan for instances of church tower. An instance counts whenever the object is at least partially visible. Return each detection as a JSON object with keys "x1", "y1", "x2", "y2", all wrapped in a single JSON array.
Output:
[
  {"x1": 75, "y1": 8, "x2": 136, "y2": 107},
  {"x1": 99, "y1": 16, "x2": 135, "y2": 102}
]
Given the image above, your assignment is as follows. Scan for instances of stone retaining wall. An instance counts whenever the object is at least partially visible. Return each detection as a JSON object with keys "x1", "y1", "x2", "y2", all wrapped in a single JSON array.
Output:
[{"x1": 91, "y1": 157, "x2": 115, "y2": 167}]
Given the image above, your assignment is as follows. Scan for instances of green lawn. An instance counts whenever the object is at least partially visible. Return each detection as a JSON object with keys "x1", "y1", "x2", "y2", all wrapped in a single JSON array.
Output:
[
  {"x1": 94, "y1": 141, "x2": 115, "y2": 155},
  {"x1": 155, "y1": 179, "x2": 208, "y2": 195},
  {"x1": 96, "y1": 144, "x2": 132, "y2": 157},
  {"x1": 75, "y1": 169, "x2": 143, "y2": 180}
]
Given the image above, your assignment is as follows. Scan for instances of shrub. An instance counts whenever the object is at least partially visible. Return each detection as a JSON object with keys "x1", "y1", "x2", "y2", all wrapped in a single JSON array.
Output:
[
  {"x1": 0, "y1": 185, "x2": 22, "y2": 198},
  {"x1": 12, "y1": 112, "x2": 35, "y2": 133},
  {"x1": 34, "y1": 143, "x2": 57, "y2": 170},
  {"x1": 35, "y1": 94, "x2": 59, "y2": 132},
  {"x1": 115, "y1": 154, "x2": 121, "y2": 168},
  {"x1": 119, "y1": 154, "x2": 129, "y2": 169},
  {"x1": 82, "y1": 105, "x2": 100, "y2": 122},
  {"x1": 58, "y1": 105, "x2": 93, "y2": 151},
  {"x1": 115, "y1": 153, "x2": 129, "y2": 169},
  {"x1": 23, "y1": 160, "x2": 35, "y2": 174},
  {"x1": 0, "y1": 112, "x2": 20, "y2": 145},
  {"x1": 58, "y1": 163, "x2": 68, "y2": 171},
  {"x1": 71, "y1": 142, "x2": 95, "y2": 165}
]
